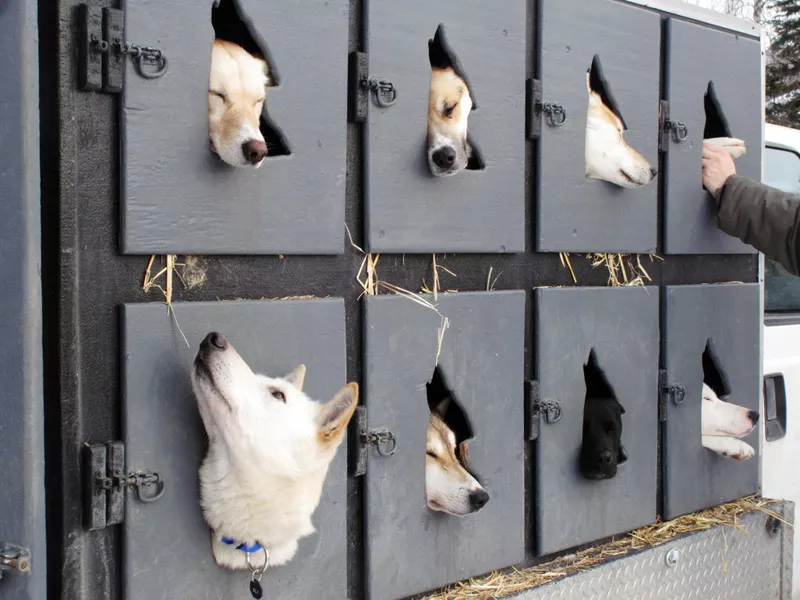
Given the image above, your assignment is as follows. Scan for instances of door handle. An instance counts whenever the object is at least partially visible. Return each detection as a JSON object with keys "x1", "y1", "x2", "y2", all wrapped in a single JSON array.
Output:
[{"x1": 763, "y1": 373, "x2": 787, "y2": 442}]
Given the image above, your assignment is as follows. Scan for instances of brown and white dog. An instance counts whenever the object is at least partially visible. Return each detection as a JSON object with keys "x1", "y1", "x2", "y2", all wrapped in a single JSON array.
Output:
[
  {"x1": 208, "y1": 39, "x2": 271, "y2": 168},
  {"x1": 585, "y1": 55, "x2": 657, "y2": 188},
  {"x1": 191, "y1": 332, "x2": 358, "y2": 570},
  {"x1": 701, "y1": 383, "x2": 759, "y2": 461},
  {"x1": 425, "y1": 366, "x2": 489, "y2": 516},
  {"x1": 427, "y1": 24, "x2": 484, "y2": 177}
]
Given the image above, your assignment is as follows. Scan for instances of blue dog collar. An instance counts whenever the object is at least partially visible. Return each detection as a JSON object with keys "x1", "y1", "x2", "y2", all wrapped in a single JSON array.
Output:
[{"x1": 221, "y1": 536, "x2": 263, "y2": 553}]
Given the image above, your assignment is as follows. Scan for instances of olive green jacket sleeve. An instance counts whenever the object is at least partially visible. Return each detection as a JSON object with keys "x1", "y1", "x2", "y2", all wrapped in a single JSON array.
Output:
[{"x1": 716, "y1": 174, "x2": 800, "y2": 275}]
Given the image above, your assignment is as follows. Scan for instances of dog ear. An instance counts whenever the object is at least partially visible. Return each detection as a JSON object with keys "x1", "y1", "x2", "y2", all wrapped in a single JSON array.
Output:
[
  {"x1": 282, "y1": 364, "x2": 306, "y2": 391},
  {"x1": 465, "y1": 136, "x2": 485, "y2": 171},
  {"x1": 433, "y1": 396, "x2": 451, "y2": 418},
  {"x1": 317, "y1": 382, "x2": 359, "y2": 445},
  {"x1": 428, "y1": 24, "x2": 453, "y2": 70},
  {"x1": 458, "y1": 439, "x2": 470, "y2": 466}
]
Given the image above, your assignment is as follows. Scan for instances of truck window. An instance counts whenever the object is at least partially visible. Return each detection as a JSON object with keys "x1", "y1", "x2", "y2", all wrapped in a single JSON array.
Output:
[{"x1": 764, "y1": 146, "x2": 800, "y2": 313}]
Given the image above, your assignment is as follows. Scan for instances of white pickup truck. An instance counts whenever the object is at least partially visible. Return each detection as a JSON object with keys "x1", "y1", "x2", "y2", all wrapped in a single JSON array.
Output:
[{"x1": 762, "y1": 122, "x2": 800, "y2": 599}]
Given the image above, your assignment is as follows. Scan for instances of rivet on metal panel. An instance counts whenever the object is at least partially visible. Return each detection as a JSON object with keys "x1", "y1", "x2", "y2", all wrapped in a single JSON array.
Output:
[
  {"x1": 665, "y1": 548, "x2": 680, "y2": 567},
  {"x1": 765, "y1": 515, "x2": 782, "y2": 538},
  {"x1": 0, "y1": 543, "x2": 31, "y2": 579}
]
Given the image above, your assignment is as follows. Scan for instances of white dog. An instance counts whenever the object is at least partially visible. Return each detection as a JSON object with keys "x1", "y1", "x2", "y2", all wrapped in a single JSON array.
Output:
[
  {"x1": 585, "y1": 56, "x2": 656, "y2": 188},
  {"x1": 701, "y1": 383, "x2": 759, "y2": 461},
  {"x1": 191, "y1": 332, "x2": 358, "y2": 570},
  {"x1": 208, "y1": 39, "x2": 271, "y2": 168}
]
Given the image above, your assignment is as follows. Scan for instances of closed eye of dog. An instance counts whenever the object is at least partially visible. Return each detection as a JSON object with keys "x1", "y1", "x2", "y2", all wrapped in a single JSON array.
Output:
[
  {"x1": 426, "y1": 450, "x2": 438, "y2": 459},
  {"x1": 210, "y1": 90, "x2": 226, "y2": 101},
  {"x1": 442, "y1": 103, "x2": 456, "y2": 118}
]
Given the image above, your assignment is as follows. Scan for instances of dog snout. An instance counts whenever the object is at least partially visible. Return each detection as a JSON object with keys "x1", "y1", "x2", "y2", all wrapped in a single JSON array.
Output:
[
  {"x1": 650, "y1": 167, "x2": 658, "y2": 179},
  {"x1": 469, "y1": 489, "x2": 490, "y2": 511},
  {"x1": 432, "y1": 146, "x2": 456, "y2": 170},
  {"x1": 242, "y1": 140, "x2": 268, "y2": 165},
  {"x1": 599, "y1": 450, "x2": 614, "y2": 465},
  {"x1": 201, "y1": 332, "x2": 228, "y2": 351},
  {"x1": 747, "y1": 410, "x2": 760, "y2": 425}
]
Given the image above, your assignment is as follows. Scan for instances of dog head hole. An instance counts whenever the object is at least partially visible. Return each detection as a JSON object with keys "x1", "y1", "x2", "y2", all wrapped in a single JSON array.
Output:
[
  {"x1": 704, "y1": 81, "x2": 732, "y2": 140},
  {"x1": 427, "y1": 24, "x2": 485, "y2": 178},
  {"x1": 209, "y1": 0, "x2": 291, "y2": 168},
  {"x1": 585, "y1": 54, "x2": 656, "y2": 189},
  {"x1": 425, "y1": 365, "x2": 489, "y2": 516},
  {"x1": 702, "y1": 338, "x2": 731, "y2": 399},
  {"x1": 580, "y1": 349, "x2": 627, "y2": 480}
]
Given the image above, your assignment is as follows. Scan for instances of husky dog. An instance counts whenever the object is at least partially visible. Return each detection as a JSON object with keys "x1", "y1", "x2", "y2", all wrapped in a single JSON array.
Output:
[
  {"x1": 427, "y1": 24, "x2": 484, "y2": 177},
  {"x1": 191, "y1": 332, "x2": 358, "y2": 569},
  {"x1": 208, "y1": 39, "x2": 271, "y2": 167},
  {"x1": 701, "y1": 382, "x2": 759, "y2": 461},
  {"x1": 425, "y1": 366, "x2": 489, "y2": 515},
  {"x1": 585, "y1": 55, "x2": 657, "y2": 188}
]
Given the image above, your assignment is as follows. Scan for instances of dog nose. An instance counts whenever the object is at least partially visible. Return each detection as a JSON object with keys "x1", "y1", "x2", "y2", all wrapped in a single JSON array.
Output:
[
  {"x1": 747, "y1": 410, "x2": 760, "y2": 425},
  {"x1": 200, "y1": 332, "x2": 227, "y2": 350},
  {"x1": 599, "y1": 450, "x2": 614, "y2": 465},
  {"x1": 242, "y1": 140, "x2": 267, "y2": 164},
  {"x1": 432, "y1": 147, "x2": 456, "y2": 169},
  {"x1": 650, "y1": 167, "x2": 658, "y2": 178},
  {"x1": 469, "y1": 489, "x2": 490, "y2": 511}
]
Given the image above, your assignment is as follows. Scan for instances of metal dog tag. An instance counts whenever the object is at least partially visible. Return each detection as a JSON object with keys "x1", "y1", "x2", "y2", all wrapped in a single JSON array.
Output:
[{"x1": 249, "y1": 579, "x2": 263, "y2": 599}]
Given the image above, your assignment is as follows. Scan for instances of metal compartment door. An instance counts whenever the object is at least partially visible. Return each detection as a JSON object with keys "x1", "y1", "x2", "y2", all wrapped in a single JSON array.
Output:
[
  {"x1": 365, "y1": 1, "x2": 526, "y2": 253},
  {"x1": 663, "y1": 19, "x2": 761, "y2": 255},
  {"x1": 536, "y1": 0, "x2": 660, "y2": 253},
  {"x1": 121, "y1": 299, "x2": 348, "y2": 599},
  {"x1": 364, "y1": 291, "x2": 525, "y2": 599},
  {"x1": 662, "y1": 284, "x2": 760, "y2": 519},
  {"x1": 121, "y1": 0, "x2": 348, "y2": 254},
  {"x1": 534, "y1": 286, "x2": 659, "y2": 555}
]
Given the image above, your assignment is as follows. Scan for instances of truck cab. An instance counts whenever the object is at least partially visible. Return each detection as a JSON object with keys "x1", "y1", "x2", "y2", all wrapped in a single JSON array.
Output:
[{"x1": 762, "y1": 122, "x2": 800, "y2": 597}]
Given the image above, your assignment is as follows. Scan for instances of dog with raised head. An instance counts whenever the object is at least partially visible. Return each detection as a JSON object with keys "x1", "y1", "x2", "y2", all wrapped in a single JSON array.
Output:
[
  {"x1": 425, "y1": 366, "x2": 489, "y2": 515},
  {"x1": 580, "y1": 350, "x2": 627, "y2": 480},
  {"x1": 208, "y1": 39, "x2": 271, "y2": 168},
  {"x1": 585, "y1": 55, "x2": 657, "y2": 188},
  {"x1": 701, "y1": 383, "x2": 759, "y2": 461},
  {"x1": 191, "y1": 332, "x2": 358, "y2": 570},
  {"x1": 427, "y1": 24, "x2": 484, "y2": 177}
]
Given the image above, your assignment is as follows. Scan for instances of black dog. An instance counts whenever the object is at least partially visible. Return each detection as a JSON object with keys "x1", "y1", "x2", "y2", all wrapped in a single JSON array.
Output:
[{"x1": 580, "y1": 350, "x2": 627, "y2": 480}]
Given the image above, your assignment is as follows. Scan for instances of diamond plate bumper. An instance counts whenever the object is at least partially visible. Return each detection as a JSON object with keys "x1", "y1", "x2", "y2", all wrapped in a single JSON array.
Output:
[{"x1": 512, "y1": 502, "x2": 794, "y2": 600}]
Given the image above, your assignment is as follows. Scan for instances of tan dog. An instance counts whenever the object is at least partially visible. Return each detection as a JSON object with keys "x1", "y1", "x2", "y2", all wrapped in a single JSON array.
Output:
[
  {"x1": 585, "y1": 55, "x2": 657, "y2": 188},
  {"x1": 427, "y1": 24, "x2": 484, "y2": 177},
  {"x1": 426, "y1": 410, "x2": 490, "y2": 516},
  {"x1": 191, "y1": 332, "x2": 358, "y2": 570},
  {"x1": 208, "y1": 39, "x2": 270, "y2": 167}
]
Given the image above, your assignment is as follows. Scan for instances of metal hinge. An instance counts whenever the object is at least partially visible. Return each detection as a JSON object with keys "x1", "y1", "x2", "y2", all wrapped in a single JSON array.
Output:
[
  {"x1": 526, "y1": 78, "x2": 567, "y2": 140},
  {"x1": 348, "y1": 51, "x2": 396, "y2": 124},
  {"x1": 0, "y1": 543, "x2": 31, "y2": 581},
  {"x1": 528, "y1": 380, "x2": 562, "y2": 440},
  {"x1": 78, "y1": 4, "x2": 168, "y2": 93},
  {"x1": 659, "y1": 100, "x2": 688, "y2": 151},
  {"x1": 353, "y1": 406, "x2": 397, "y2": 476},
  {"x1": 82, "y1": 441, "x2": 165, "y2": 531}
]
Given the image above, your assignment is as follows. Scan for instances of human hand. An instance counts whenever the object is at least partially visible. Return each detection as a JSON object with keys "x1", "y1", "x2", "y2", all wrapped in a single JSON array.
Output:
[{"x1": 702, "y1": 143, "x2": 737, "y2": 198}]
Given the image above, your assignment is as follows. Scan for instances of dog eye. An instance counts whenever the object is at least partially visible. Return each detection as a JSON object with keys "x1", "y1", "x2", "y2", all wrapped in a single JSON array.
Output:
[
  {"x1": 426, "y1": 451, "x2": 437, "y2": 459},
  {"x1": 268, "y1": 387, "x2": 286, "y2": 402},
  {"x1": 210, "y1": 90, "x2": 226, "y2": 101},
  {"x1": 442, "y1": 104, "x2": 455, "y2": 118}
]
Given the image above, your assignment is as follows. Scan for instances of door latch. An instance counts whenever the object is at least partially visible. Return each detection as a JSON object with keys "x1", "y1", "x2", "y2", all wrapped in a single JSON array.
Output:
[
  {"x1": 83, "y1": 441, "x2": 165, "y2": 531},
  {"x1": 78, "y1": 4, "x2": 167, "y2": 93},
  {"x1": 0, "y1": 543, "x2": 31, "y2": 580}
]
